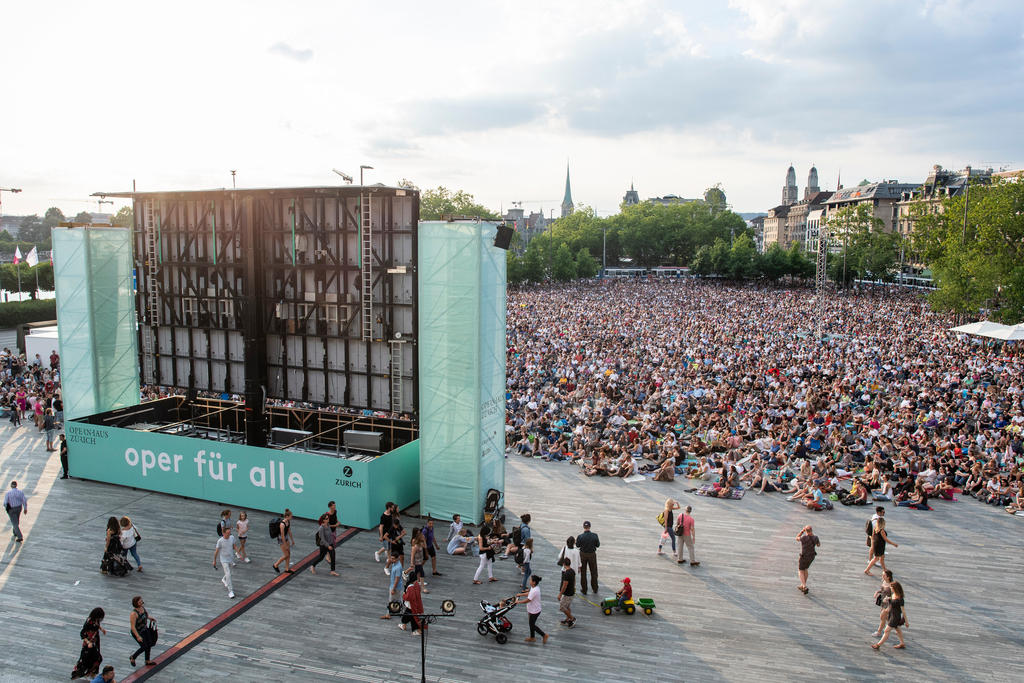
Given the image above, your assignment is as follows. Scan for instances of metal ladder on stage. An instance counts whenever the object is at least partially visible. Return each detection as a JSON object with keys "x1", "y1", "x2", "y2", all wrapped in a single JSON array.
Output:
[
  {"x1": 141, "y1": 200, "x2": 160, "y2": 382},
  {"x1": 389, "y1": 340, "x2": 404, "y2": 412},
  {"x1": 360, "y1": 193, "x2": 373, "y2": 341}
]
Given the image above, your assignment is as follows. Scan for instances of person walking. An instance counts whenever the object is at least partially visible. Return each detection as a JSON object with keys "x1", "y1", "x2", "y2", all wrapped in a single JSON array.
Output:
[
  {"x1": 517, "y1": 575, "x2": 549, "y2": 644},
  {"x1": 71, "y1": 607, "x2": 106, "y2": 680},
  {"x1": 119, "y1": 517, "x2": 143, "y2": 572},
  {"x1": 59, "y1": 434, "x2": 70, "y2": 479},
  {"x1": 871, "y1": 569, "x2": 894, "y2": 638},
  {"x1": 235, "y1": 511, "x2": 251, "y2": 563},
  {"x1": 326, "y1": 500, "x2": 341, "y2": 536},
  {"x1": 657, "y1": 498, "x2": 680, "y2": 555},
  {"x1": 128, "y1": 595, "x2": 157, "y2": 667},
  {"x1": 213, "y1": 526, "x2": 241, "y2": 599},
  {"x1": 101, "y1": 517, "x2": 122, "y2": 575},
  {"x1": 43, "y1": 408, "x2": 56, "y2": 451},
  {"x1": 796, "y1": 525, "x2": 819, "y2": 594},
  {"x1": 272, "y1": 509, "x2": 295, "y2": 573},
  {"x1": 381, "y1": 550, "x2": 404, "y2": 620},
  {"x1": 3, "y1": 480, "x2": 27, "y2": 543},
  {"x1": 424, "y1": 517, "x2": 442, "y2": 576},
  {"x1": 556, "y1": 557, "x2": 576, "y2": 627},
  {"x1": 864, "y1": 517, "x2": 897, "y2": 576},
  {"x1": 520, "y1": 538, "x2": 534, "y2": 591},
  {"x1": 872, "y1": 581, "x2": 909, "y2": 650},
  {"x1": 409, "y1": 528, "x2": 429, "y2": 593},
  {"x1": 310, "y1": 513, "x2": 339, "y2": 576},
  {"x1": 576, "y1": 521, "x2": 600, "y2": 595},
  {"x1": 675, "y1": 505, "x2": 700, "y2": 566},
  {"x1": 472, "y1": 525, "x2": 498, "y2": 584},
  {"x1": 556, "y1": 536, "x2": 581, "y2": 576},
  {"x1": 374, "y1": 502, "x2": 396, "y2": 562},
  {"x1": 866, "y1": 506, "x2": 885, "y2": 560}
]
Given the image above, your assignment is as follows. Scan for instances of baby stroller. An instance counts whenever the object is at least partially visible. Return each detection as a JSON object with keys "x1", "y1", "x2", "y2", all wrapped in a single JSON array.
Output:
[
  {"x1": 476, "y1": 595, "x2": 517, "y2": 644},
  {"x1": 482, "y1": 488, "x2": 505, "y2": 526}
]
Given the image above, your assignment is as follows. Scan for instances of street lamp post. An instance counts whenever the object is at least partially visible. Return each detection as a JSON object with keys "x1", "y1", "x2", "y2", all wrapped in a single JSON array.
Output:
[
  {"x1": 360, "y1": 165, "x2": 374, "y2": 185},
  {"x1": 387, "y1": 599, "x2": 456, "y2": 683}
]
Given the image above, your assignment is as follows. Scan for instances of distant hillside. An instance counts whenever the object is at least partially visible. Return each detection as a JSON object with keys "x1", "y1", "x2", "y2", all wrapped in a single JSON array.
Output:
[{"x1": 738, "y1": 212, "x2": 767, "y2": 221}]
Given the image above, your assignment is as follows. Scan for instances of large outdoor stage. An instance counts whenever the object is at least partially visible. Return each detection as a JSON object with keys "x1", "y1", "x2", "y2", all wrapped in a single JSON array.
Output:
[{"x1": 65, "y1": 396, "x2": 418, "y2": 528}]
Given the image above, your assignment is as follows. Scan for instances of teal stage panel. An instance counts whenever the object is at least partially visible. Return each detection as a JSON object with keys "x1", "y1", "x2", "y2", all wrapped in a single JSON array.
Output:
[
  {"x1": 418, "y1": 221, "x2": 507, "y2": 524},
  {"x1": 52, "y1": 227, "x2": 140, "y2": 420},
  {"x1": 65, "y1": 419, "x2": 419, "y2": 529}
]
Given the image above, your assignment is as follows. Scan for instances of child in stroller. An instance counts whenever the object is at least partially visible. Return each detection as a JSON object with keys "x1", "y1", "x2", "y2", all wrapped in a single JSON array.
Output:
[{"x1": 476, "y1": 595, "x2": 518, "y2": 644}]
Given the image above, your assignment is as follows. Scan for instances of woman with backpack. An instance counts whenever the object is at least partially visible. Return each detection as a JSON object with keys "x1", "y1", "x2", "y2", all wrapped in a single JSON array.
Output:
[
  {"x1": 128, "y1": 595, "x2": 157, "y2": 667},
  {"x1": 656, "y1": 498, "x2": 680, "y2": 555},
  {"x1": 272, "y1": 509, "x2": 295, "y2": 573}
]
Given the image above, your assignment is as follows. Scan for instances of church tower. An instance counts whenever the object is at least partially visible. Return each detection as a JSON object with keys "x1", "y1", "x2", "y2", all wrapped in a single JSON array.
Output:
[
  {"x1": 623, "y1": 181, "x2": 639, "y2": 207},
  {"x1": 561, "y1": 164, "x2": 574, "y2": 218},
  {"x1": 804, "y1": 164, "x2": 820, "y2": 200},
  {"x1": 782, "y1": 164, "x2": 798, "y2": 206}
]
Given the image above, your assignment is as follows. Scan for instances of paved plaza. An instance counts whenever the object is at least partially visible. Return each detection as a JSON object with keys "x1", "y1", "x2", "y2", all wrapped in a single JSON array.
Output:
[{"x1": 1, "y1": 422, "x2": 1022, "y2": 682}]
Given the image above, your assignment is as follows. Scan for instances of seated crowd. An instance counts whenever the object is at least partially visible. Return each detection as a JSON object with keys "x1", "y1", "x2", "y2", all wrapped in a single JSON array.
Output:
[{"x1": 504, "y1": 279, "x2": 1024, "y2": 514}]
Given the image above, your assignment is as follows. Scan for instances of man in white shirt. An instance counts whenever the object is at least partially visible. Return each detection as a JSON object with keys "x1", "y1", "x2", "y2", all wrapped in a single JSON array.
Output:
[{"x1": 213, "y1": 527, "x2": 241, "y2": 598}]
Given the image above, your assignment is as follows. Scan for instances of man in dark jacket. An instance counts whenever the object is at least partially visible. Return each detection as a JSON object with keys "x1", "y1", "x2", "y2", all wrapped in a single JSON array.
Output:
[{"x1": 575, "y1": 521, "x2": 600, "y2": 594}]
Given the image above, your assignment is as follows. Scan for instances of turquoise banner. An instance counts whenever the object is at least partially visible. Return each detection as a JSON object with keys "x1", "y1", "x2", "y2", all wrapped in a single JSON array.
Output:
[{"x1": 66, "y1": 420, "x2": 419, "y2": 529}]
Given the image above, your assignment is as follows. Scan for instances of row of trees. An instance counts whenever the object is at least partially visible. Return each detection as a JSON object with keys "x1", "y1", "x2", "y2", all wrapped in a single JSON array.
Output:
[
  {"x1": 506, "y1": 200, "x2": 750, "y2": 283},
  {"x1": 5, "y1": 206, "x2": 133, "y2": 252},
  {"x1": 912, "y1": 175, "x2": 1024, "y2": 322},
  {"x1": 691, "y1": 235, "x2": 816, "y2": 280}
]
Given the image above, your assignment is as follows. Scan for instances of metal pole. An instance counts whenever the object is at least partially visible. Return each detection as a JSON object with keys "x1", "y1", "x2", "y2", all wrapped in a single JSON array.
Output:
[
  {"x1": 961, "y1": 168, "x2": 971, "y2": 244},
  {"x1": 420, "y1": 624, "x2": 426, "y2": 683},
  {"x1": 602, "y1": 225, "x2": 606, "y2": 277}
]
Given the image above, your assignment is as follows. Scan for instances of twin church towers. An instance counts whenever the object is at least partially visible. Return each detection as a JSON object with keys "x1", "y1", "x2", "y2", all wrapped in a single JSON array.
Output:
[{"x1": 783, "y1": 164, "x2": 820, "y2": 206}]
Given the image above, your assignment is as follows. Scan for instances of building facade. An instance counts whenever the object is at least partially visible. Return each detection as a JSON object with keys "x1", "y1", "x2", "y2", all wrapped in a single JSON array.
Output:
[
  {"x1": 822, "y1": 179, "x2": 919, "y2": 234},
  {"x1": 895, "y1": 165, "x2": 992, "y2": 238}
]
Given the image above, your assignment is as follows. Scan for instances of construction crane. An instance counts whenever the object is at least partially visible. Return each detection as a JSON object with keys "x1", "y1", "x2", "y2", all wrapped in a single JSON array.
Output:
[{"x1": 0, "y1": 187, "x2": 22, "y2": 221}]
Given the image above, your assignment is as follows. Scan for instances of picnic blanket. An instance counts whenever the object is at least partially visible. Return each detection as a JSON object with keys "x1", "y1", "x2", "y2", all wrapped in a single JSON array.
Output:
[{"x1": 692, "y1": 484, "x2": 746, "y2": 500}]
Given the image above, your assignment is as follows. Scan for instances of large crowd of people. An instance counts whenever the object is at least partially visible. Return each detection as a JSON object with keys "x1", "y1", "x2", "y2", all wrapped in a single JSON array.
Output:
[
  {"x1": 505, "y1": 278, "x2": 1024, "y2": 514},
  {"x1": 1, "y1": 348, "x2": 62, "y2": 449}
]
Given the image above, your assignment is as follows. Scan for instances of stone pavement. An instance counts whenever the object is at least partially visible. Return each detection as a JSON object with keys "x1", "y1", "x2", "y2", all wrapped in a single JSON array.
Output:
[{"x1": 1, "y1": 423, "x2": 1023, "y2": 682}]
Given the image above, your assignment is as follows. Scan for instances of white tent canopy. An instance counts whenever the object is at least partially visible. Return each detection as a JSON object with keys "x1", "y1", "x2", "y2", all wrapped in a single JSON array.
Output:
[{"x1": 948, "y1": 321, "x2": 1024, "y2": 340}]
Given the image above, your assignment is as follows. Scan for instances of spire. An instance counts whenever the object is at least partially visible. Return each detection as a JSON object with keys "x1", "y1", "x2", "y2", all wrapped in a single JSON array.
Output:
[{"x1": 561, "y1": 162, "x2": 574, "y2": 218}]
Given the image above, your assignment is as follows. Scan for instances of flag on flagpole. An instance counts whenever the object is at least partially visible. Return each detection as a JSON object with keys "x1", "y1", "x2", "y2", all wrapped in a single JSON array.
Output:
[
  {"x1": 13, "y1": 246, "x2": 21, "y2": 264},
  {"x1": 26, "y1": 247, "x2": 38, "y2": 267}
]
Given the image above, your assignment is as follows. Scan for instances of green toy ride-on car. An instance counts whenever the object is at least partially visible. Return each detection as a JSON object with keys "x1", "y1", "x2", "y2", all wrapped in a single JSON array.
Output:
[{"x1": 600, "y1": 597, "x2": 656, "y2": 616}]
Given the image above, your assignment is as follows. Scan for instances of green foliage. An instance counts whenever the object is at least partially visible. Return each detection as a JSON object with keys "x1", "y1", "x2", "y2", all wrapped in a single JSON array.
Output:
[
  {"x1": 822, "y1": 205, "x2": 898, "y2": 286},
  {"x1": 551, "y1": 243, "x2": 577, "y2": 281},
  {"x1": 760, "y1": 243, "x2": 790, "y2": 281},
  {"x1": 0, "y1": 299, "x2": 56, "y2": 327},
  {"x1": 726, "y1": 234, "x2": 758, "y2": 278},
  {"x1": 507, "y1": 250, "x2": 525, "y2": 285},
  {"x1": 19, "y1": 215, "x2": 47, "y2": 243},
  {"x1": 420, "y1": 187, "x2": 499, "y2": 221},
  {"x1": 112, "y1": 206, "x2": 133, "y2": 227},
  {"x1": 73, "y1": 211, "x2": 93, "y2": 224},
  {"x1": 521, "y1": 240, "x2": 545, "y2": 282},
  {"x1": 787, "y1": 242, "x2": 816, "y2": 279},
  {"x1": 913, "y1": 175, "x2": 1024, "y2": 320},
  {"x1": 575, "y1": 247, "x2": 599, "y2": 278},
  {"x1": 0, "y1": 263, "x2": 53, "y2": 294}
]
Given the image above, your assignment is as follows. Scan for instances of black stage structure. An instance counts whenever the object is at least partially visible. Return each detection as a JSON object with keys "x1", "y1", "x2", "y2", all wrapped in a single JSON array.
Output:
[{"x1": 96, "y1": 185, "x2": 420, "y2": 448}]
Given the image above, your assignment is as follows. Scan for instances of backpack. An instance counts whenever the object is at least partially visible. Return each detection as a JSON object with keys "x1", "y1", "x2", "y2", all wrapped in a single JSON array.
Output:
[
  {"x1": 512, "y1": 526, "x2": 523, "y2": 546},
  {"x1": 269, "y1": 517, "x2": 282, "y2": 539},
  {"x1": 514, "y1": 547, "x2": 525, "y2": 565}
]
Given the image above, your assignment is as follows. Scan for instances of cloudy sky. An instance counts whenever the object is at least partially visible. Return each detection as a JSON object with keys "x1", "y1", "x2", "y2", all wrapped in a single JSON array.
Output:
[{"x1": 2, "y1": 0, "x2": 1022, "y2": 218}]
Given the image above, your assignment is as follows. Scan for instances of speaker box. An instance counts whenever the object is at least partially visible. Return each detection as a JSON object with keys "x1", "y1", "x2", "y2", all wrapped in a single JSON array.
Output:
[{"x1": 493, "y1": 225, "x2": 514, "y2": 249}]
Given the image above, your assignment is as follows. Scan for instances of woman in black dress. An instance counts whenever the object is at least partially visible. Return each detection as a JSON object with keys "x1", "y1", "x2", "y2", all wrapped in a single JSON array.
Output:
[
  {"x1": 71, "y1": 607, "x2": 106, "y2": 679},
  {"x1": 872, "y1": 581, "x2": 908, "y2": 649},
  {"x1": 100, "y1": 517, "x2": 122, "y2": 575},
  {"x1": 864, "y1": 517, "x2": 897, "y2": 576}
]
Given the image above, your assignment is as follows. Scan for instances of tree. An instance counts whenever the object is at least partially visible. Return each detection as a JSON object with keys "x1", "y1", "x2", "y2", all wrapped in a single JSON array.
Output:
[
  {"x1": 551, "y1": 243, "x2": 577, "y2": 281},
  {"x1": 575, "y1": 247, "x2": 599, "y2": 278},
  {"x1": 73, "y1": 211, "x2": 93, "y2": 224},
  {"x1": 913, "y1": 173, "x2": 1024, "y2": 321},
  {"x1": 506, "y1": 250, "x2": 525, "y2": 285},
  {"x1": 760, "y1": 243, "x2": 790, "y2": 281},
  {"x1": 112, "y1": 206, "x2": 133, "y2": 227},
  {"x1": 521, "y1": 240, "x2": 545, "y2": 282},
  {"x1": 823, "y1": 204, "x2": 885, "y2": 287},
  {"x1": 726, "y1": 233, "x2": 758, "y2": 279},
  {"x1": 19, "y1": 215, "x2": 47, "y2": 243},
  {"x1": 420, "y1": 187, "x2": 499, "y2": 220},
  {"x1": 396, "y1": 178, "x2": 418, "y2": 189},
  {"x1": 43, "y1": 207, "x2": 65, "y2": 228}
]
